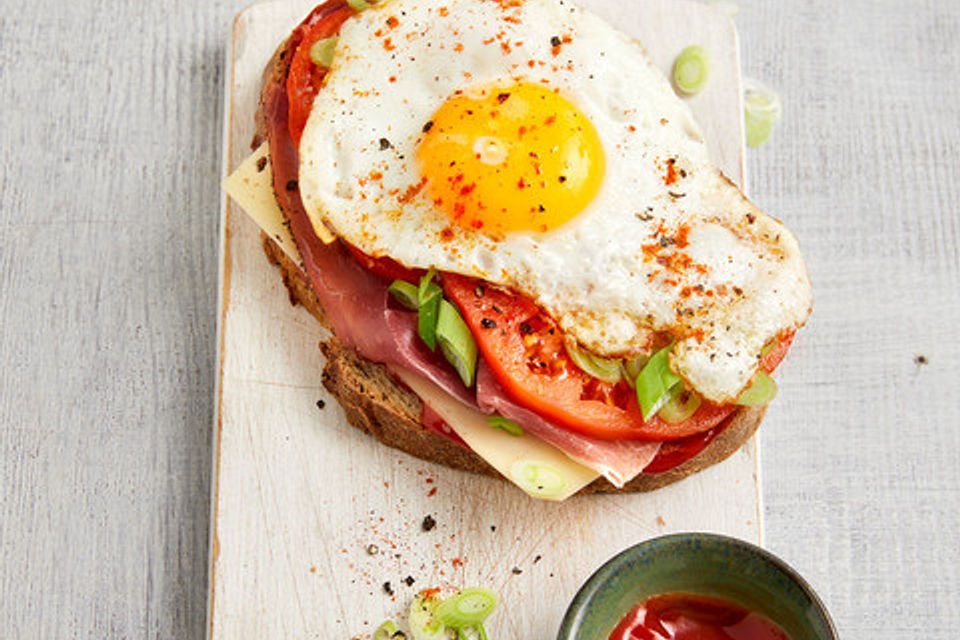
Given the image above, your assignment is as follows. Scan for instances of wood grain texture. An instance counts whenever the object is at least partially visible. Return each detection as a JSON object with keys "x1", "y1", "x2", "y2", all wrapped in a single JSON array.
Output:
[
  {"x1": 212, "y1": 2, "x2": 757, "y2": 638},
  {"x1": 0, "y1": 0, "x2": 958, "y2": 639}
]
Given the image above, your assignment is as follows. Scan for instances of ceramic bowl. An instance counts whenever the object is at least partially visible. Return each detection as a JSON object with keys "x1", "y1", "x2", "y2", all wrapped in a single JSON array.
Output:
[{"x1": 557, "y1": 533, "x2": 837, "y2": 640}]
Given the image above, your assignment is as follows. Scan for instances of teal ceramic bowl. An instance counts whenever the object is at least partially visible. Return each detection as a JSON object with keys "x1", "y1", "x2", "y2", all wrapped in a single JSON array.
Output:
[{"x1": 557, "y1": 533, "x2": 837, "y2": 640}]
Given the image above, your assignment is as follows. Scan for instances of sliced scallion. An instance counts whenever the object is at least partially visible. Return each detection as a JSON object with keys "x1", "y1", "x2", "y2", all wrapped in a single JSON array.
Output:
[
  {"x1": 408, "y1": 592, "x2": 448, "y2": 640},
  {"x1": 456, "y1": 626, "x2": 487, "y2": 640},
  {"x1": 743, "y1": 78, "x2": 783, "y2": 148},
  {"x1": 309, "y1": 36, "x2": 338, "y2": 68},
  {"x1": 658, "y1": 385, "x2": 702, "y2": 423},
  {"x1": 487, "y1": 415, "x2": 524, "y2": 436},
  {"x1": 635, "y1": 344, "x2": 682, "y2": 421},
  {"x1": 672, "y1": 45, "x2": 711, "y2": 95},
  {"x1": 737, "y1": 371, "x2": 778, "y2": 406},
  {"x1": 389, "y1": 280, "x2": 420, "y2": 311},
  {"x1": 417, "y1": 270, "x2": 442, "y2": 351},
  {"x1": 566, "y1": 342, "x2": 622, "y2": 384},
  {"x1": 436, "y1": 588, "x2": 498, "y2": 628},
  {"x1": 437, "y1": 300, "x2": 478, "y2": 387},
  {"x1": 509, "y1": 460, "x2": 566, "y2": 499},
  {"x1": 374, "y1": 620, "x2": 401, "y2": 640},
  {"x1": 621, "y1": 354, "x2": 650, "y2": 389},
  {"x1": 347, "y1": 0, "x2": 375, "y2": 11}
]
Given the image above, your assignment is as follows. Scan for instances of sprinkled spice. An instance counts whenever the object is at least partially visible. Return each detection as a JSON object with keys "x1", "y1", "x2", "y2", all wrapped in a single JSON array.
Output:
[
  {"x1": 422, "y1": 515, "x2": 437, "y2": 532},
  {"x1": 497, "y1": 92, "x2": 511, "y2": 103},
  {"x1": 285, "y1": 179, "x2": 298, "y2": 191},
  {"x1": 422, "y1": 120, "x2": 434, "y2": 133},
  {"x1": 481, "y1": 318, "x2": 497, "y2": 329},
  {"x1": 379, "y1": 137, "x2": 392, "y2": 150},
  {"x1": 915, "y1": 354, "x2": 929, "y2": 365},
  {"x1": 403, "y1": 576, "x2": 416, "y2": 587},
  {"x1": 256, "y1": 156, "x2": 267, "y2": 172},
  {"x1": 550, "y1": 35, "x2": 562, "y2": 47},
  {"x1": 533, "y1": 555, "x2": 542, "y2": 564},
  {"x1": 511, "y1": 567, "x2": 523, "y2": 575},
  {"x1": 383, "y1": 581, "x2": 394, "y2": 596},
  {"x1": 366, "y1": 544, "x2": 380, "y2": 556},
  {"x1": 316, "y1": 399, "x2": 326, "y2": 410}
]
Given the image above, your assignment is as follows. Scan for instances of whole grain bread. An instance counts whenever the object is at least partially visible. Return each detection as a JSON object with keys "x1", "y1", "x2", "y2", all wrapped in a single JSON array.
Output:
[{"x1": 255, "y1": 14, "x2": 767, "y2": 495}]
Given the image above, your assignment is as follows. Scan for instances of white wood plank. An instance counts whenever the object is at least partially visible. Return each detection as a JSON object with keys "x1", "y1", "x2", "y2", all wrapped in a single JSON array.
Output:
[{"x1": 210, "y1": 2, "x2": 754, "y2": 638}]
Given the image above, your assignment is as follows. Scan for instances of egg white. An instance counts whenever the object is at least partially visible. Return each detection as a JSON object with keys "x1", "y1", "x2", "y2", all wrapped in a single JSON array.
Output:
[{"x1": 298, "y1": 0, "x2": 812, "y2": 402}]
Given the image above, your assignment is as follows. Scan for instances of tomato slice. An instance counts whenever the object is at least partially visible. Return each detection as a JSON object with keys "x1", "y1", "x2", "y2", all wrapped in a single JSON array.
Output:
[
  {"x1": 344, "y1": 242, "x2": 424, "y2": 283},
  {"x1": 443, "y1": 274, "x2": 739, "y2": 441},
  {"x1": 286, "y1": 1, "x2": 355, "y2": 148}
]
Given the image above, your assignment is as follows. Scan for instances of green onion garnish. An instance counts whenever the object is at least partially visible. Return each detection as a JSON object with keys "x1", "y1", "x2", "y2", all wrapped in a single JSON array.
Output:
[
  {"x1": 347, "y1": 0, "x2": 375, "y2": 11},
  {"x1": 736, "y1": 371, "x2": 778, "y2": 406},
  {"x1": 408, "y1": 592, "x2": 447, "y2": 640},
  {"x1": 509, "y1": 460, "x2": 567, "y2": 498},
  {"x1": 487, "y1": 415, "x2": 524, "y2": 436},
  {"x1": 621, "y1": 355, "x2": 649, "y2": 389},
  {"x1": 389, "y1": 280, "x2": 420, "y2": 311},
  {"x1": 672, "y1": 45, "x2": 711, "y2": 95},
  {"x1": 743, "y1": 78, "x2": 783, "y2": 148},
  {"x1": 435, "y1": 588, "x2": 498, "y2": 628},
  {"x1": 373, "y1": 620, "x2": 401, "y2": 640},
  {"x1": 417, "y1": 270, "x2": 442, "y2": 352},
  {"x1": 635, "y1": 344, "x2": 682, "y2": 421},
  {"x1": 566, "y1": 342, "x2": 622, "y2": 384},
  {"x1": 657, "y1": 384, "x2": 702, "y2": 423},
  {"x1": 309, "y1": 36, "x2": 338, "y2": 68},
  {"x1": 456, "y1": 626, "x2": 488, "y2": 640},
  {"x1": 437, "y1": 300, "x2": 478, "y2": 387}
]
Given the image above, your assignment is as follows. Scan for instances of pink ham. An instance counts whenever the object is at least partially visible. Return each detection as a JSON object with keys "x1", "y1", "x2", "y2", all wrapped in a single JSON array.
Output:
[{"x1": 475, "y1": 364, "x2": 660, "y2": 487}]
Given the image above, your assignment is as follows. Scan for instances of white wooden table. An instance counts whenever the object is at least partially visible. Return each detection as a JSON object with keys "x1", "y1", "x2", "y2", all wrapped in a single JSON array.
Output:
[{"x1": 1, "y1": 0, "x2": 958, "y2": 638}]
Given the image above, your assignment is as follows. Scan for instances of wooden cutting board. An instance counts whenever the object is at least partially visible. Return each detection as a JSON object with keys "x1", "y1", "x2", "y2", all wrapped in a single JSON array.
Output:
[{"x1": 211, "y1": 1, "x2": 755, "y2": 637}]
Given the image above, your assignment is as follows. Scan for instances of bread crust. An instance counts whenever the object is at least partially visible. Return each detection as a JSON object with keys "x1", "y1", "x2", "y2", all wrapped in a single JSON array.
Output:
[{"x1": 254, "y1": 16, "x2": 766, "y2": 495}]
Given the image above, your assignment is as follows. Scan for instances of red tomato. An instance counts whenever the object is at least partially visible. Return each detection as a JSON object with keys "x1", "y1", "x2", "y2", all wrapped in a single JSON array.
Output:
[
  {"x1": 443, "y1": 274, "x2": 736, "y2": 441},
  {"x1": 285, "y1": 1, "x2": 355, "y2": 147},
  {"x1": 344, "y1": 242, "x2": 424, "y2": 283}
]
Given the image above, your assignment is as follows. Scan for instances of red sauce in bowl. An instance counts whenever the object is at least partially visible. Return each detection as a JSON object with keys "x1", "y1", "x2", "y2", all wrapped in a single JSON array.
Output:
[{"x1": 609, "y1": 593, "x2": 792, "y2": 640}]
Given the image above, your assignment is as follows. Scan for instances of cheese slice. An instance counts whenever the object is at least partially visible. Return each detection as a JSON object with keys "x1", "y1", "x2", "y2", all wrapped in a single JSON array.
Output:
[
  {"x1": 393, "y1": 367, "x2": 599, "y2": 501},
  {"x1": 223, "y1": 144, "x2": 335, "y2": 263}
]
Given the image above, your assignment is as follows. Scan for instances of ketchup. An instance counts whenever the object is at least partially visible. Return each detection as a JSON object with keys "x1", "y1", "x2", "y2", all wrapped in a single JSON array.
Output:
[{"x1": 609, "y1": 593, "x2": 792, "y2": 640}]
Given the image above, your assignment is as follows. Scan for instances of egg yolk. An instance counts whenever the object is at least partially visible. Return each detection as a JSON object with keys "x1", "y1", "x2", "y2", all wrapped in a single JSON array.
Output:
[{"x1": 417, "y1": 82, "x2": 605, "y2": 235}]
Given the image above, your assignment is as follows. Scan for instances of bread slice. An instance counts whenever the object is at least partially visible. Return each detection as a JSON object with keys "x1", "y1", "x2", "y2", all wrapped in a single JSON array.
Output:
[{"x1": 253, "y1": 15, "x2": 767, "y2": 495}]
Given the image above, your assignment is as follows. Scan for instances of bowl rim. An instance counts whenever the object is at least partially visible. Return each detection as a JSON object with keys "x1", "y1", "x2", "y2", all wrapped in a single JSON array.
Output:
[{"x1": 556, "y1": 532, "x2": 838, "y2": 640}]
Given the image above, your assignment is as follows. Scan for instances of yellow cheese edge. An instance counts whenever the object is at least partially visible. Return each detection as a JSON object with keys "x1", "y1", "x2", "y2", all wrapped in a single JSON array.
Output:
[
  {"x1": 393, "y1": 367, "x2": 599, "y2": 501},
  {"x1": 222, "y1": 144, "x2": 336, "y2": 263}
]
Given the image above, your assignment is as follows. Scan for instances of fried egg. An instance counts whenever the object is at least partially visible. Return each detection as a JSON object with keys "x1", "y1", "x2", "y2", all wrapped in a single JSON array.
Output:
[{"x1": 298, "y1": 0, "x2": 812, "y2": 402}]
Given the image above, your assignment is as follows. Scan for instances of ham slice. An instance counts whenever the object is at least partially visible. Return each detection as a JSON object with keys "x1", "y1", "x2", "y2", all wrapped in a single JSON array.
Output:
[{"x1": 475, "y1": 364, "x2": 659, "y2": 487}]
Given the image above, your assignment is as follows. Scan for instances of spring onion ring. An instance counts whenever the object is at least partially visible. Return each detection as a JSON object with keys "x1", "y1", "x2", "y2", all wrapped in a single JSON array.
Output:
[
  {"x1": 389, "y1": 280, "x2": 420, "y2": 311},
  {"x1": 672, "y1": 45, "x2": 711, "y2": 95},
  {"x1": 487, "y1": 415, "x2": 524, "y2": 436},
  {"x1": 635, "y1": 344, "x2": 682, "y2": 420},
  {"x1": 566, "y1": 342, "x2": 623, "y2": 384},
  {"x1": 737, "y1": 371, "x2": 778, "y2": 405},
  {"x1": 309, "y1": 36, "x2": 338, "y2": 67},
  {"x1": 436, "y1": 588, "x2": 498, "y2": 628},
  {"x1": 437, "y1": 300, "x2": 478, "y2": 387},
  {"x1": 417, "y1": 270, "x2": 442, "y2": 351}
]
